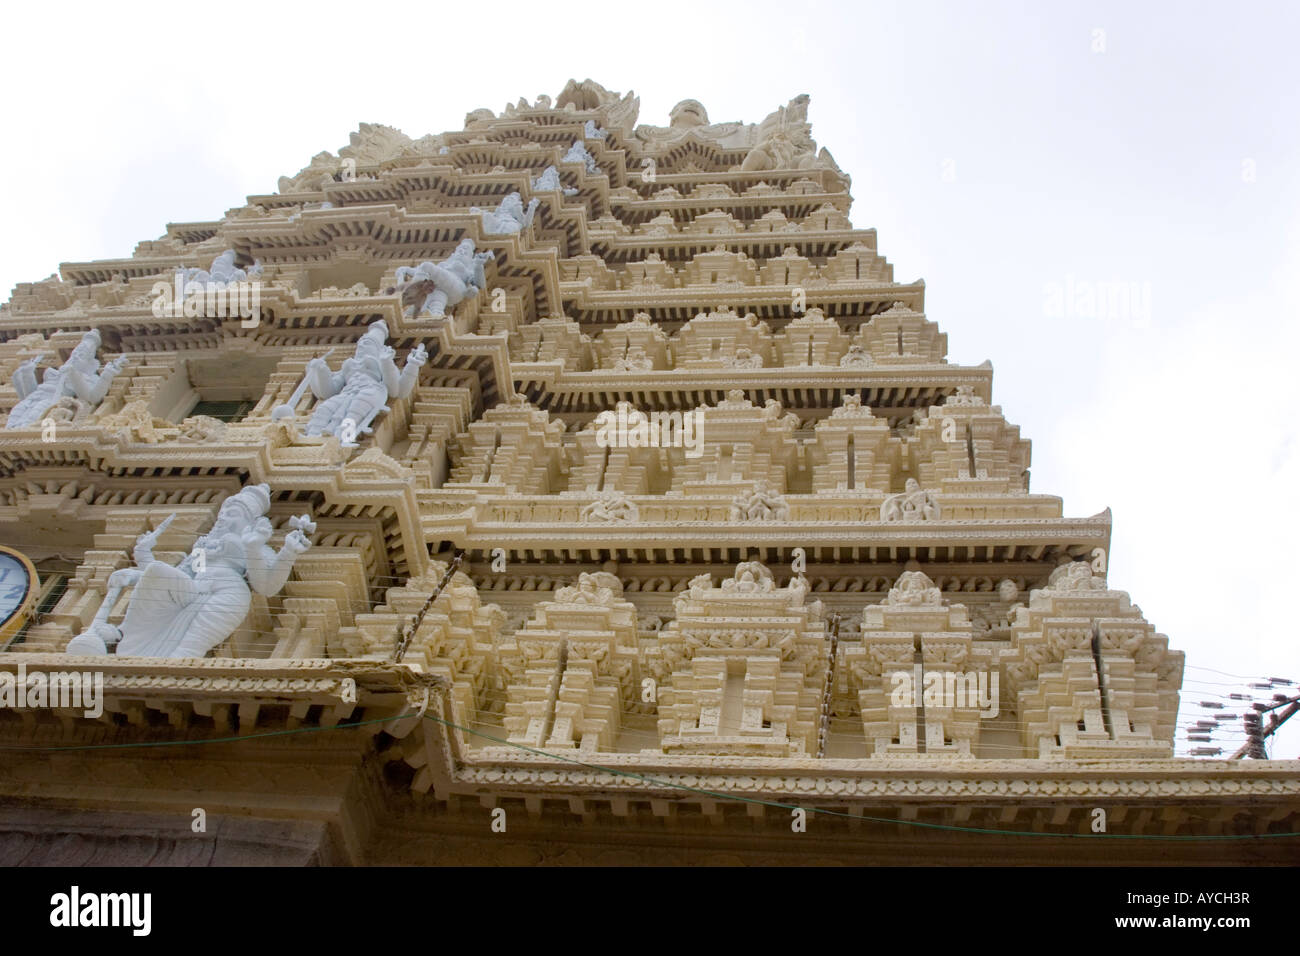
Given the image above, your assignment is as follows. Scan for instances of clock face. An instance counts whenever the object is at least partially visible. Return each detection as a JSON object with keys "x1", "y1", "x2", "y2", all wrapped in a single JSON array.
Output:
[{"x1": 0, "y1": 550, "x2": 35, "y2": 631}]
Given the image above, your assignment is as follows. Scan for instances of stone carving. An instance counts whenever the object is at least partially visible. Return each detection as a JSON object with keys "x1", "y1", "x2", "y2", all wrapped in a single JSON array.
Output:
[
  {"x1": 832, "y1": 393, "x2": 872, "y2": 417},
  {"x1": 531, "y1": 165, "x2": 578, "y2": 196},
  {"x1": 879, "y1": 478, "x2": 941, "y2": 522},
  {"x1": 98, "y1": 399, "x2": 167, "y2": 442},
  {"x1": 730, "y1": 483, "x2": 790, "y2": 522},
  {"x1": 286, "y1": 320, "x2": 426, "y2": 444},
  {"x1": 1046, "y1": 561, "x2": 1107, "y2": 591},
  {"x1": 634, "y1": 99, "x2": 743, "y2": 149},
  {"x1": 276, "y1": 122, "x2": 435, "y2": 194},
  {"x1": 742, "y1": 95, "x2": 815, "y2": 170},
  {"x1": 553, "y1": 571, "x2": 623, "y2": 606},
  {"x1": 630, "y1": 94, "x2": 844, "y2": 180},
  {"x1": 312, "y1": 283, "x2": 371, "y2": 298},
  {"x1": 177, "y1": 415, "x2": 229, "y2": 443},
  {"x1": 684, "y1": 573, "x2": 714, "y2": 601},
  {"x1": 65, "y1": 484, "x2": 314, "y2": 659},
  {"x1": 721, "y1": 561, "x2": 776, "y2": 593},
  {"x1": 611, "y1": 345, "x2": 652, "y2": 371},
  {"x1": 886, "y1": 570, "x2": 944, "y2": 607},
  {"x1": 724, "y1": 347, "x2": 763, "y2": 369},
  {"x1": 394, "y1": 238, "x2": 494, "y2": 317},
  {"x1": 553, "y1": 79, "x2": 640, "y2": 130},
  {"x1": 839, "y1": 344, "x2": 874, "y2": 367},
  {"x1": 946, "y1": 384, "x2": 984, "y2": 407},
  {"x1": 583, "y1": 120, "x2": 607, "y2": 141},
  {"x1": 36, "y1": 395, "x2": 90, "y2": 426},
  {"x1": 579, "y1": 490, "x2": 640, "y2": 523},
  {"x1": 762, "y1": 398, "x2": 800, "y2": 431},
  {"x1": 997, "y1": 578, "x2": 1024, "y2": 622},
  {"x1": 471, "y1": 192, "x2": 540, "y2": 235},
  {"x1": 562, "y1": 140, "x2": 599, "y2": 173},
  {"x1": 5, "y1": 330, "x2": 128, "y2": 429}
]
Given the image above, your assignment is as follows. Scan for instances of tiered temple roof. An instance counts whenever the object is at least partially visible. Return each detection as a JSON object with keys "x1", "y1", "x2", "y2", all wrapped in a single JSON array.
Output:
[{"x1": 0, "y1": 80, "x2": 1293, "y2": 864}]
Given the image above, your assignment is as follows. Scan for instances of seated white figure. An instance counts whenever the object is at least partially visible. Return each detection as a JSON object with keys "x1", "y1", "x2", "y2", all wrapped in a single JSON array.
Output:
[
  {"x1": 300, "y1": 320, "x2": 426, "y2": 443},
  {"x1": 66, "y1": 484, "x2": 314, "y2": 659},
  {"x1": 471, "y1": 192, "x2": 540, "y2": 235},
  {"x1": 394, "y1": 238, "x2": 494, "y2": 317},
  {"x1": 5, "y1": 330, "x2": 127, "y2": 429}
]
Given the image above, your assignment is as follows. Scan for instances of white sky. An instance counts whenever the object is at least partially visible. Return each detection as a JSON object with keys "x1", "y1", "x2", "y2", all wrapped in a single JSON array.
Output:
[{"x1": 2, "y1": 0, "x2": 1297, "y2": 756}]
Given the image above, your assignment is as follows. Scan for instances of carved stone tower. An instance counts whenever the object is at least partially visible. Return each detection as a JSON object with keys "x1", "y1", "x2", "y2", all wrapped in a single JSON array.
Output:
[{"x1": 0, "y1": 80, "x2": 1294, "y2": 864}]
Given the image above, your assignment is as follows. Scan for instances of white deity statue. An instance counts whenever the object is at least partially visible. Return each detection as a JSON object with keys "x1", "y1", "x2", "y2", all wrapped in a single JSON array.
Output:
[
  {"x1": 178, "y1": 249, "x2": 262, "y2": 285},
  {"x1": 394, "y1": 238, "x2": 494, "y2": 317},
  {"x1": 65, "y1": 484, "x2": 314, "y2": 659},
  {"x1": 471, "y1": 192, "x2": 540, "y2": 235},
  {"x1": 5, "y1": 329, "x2": 128, "y2": 429},
  {"x1": 288, "y1": 320, "x2": 426, "y2": 443},
  {"x1": 530, "y1": 165, "x2": 578, "y2": 196},
  {"x1": 562, "y1": 139, "x2": 599, "y2": 173}
]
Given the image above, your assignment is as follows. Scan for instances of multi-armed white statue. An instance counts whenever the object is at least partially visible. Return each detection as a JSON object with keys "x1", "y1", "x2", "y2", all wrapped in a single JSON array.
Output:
[
  {"x1": 470, "y1": 192, "x2": 539, "y2": 235},
  {"x1": 272, "y1": 319, "x2": 426, "y2": 443},
  {"x1": 394, "y1": 238, "x2": 494, "y2": 318},
  {"x1": 4, "y1": 329, "x2": 128, "y2": 429},
  {"x1": 65, "y1": 483, "x2": 314, "y2": 659}
]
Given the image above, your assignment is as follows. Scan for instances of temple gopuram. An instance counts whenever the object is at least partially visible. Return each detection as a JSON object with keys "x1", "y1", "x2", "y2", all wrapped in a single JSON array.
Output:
[{"x1": 0, "y1": 79, "x2": 1294, "y2": 865}]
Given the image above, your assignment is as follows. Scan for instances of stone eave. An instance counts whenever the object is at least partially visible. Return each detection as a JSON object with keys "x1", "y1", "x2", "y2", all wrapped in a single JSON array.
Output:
[
  {"x1": 512, "y1": 362, "x2": 987, "y2": 415},
  {"x1": 421, "y1": 513, "x2": 1110, "y2": 563},
  {"x1": 627, "y1": 166, "x2": 849, "y2": 193},
  {"x1": 589, "y1": 228, "x2": 880, "y2": 263},
  {"x1": 608, "y1": 190, "x2": 853, "y2": 224},
  {"x1": 391, "y1": 689, "x2": 1300, "y2": 838},
  {"x1": 562, "y1": 281, "x2": 926, "y2": 323}
]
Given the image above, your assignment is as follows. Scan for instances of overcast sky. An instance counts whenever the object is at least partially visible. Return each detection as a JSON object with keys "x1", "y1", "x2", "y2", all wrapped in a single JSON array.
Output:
[{"x1": 3, "y1": 0, "x2": 1297, "y2": 756}]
